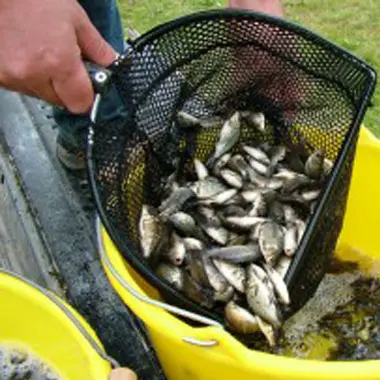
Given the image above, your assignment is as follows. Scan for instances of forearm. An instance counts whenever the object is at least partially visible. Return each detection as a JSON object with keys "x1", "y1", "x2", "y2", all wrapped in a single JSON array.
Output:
[{"x1": 228, "y1": 0, "x2": 284, "y2": 17}]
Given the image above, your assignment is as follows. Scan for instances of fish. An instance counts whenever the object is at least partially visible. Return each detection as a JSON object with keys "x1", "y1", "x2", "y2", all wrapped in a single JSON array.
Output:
[
  {"x1": 201, "y1": 224, "x2": 229, "y2": 246},
  {"x1": 205, "y1": 244, "x2": 262, "y2": 264},
  {"x1": 225, "y1": 216, "x2": 268, "y2": 231},
  {"x1": 199, "y1": 188, "x2": 238, "y2": 206},
  {"x1": 263, "y1": 263, "x2": 290, "y2": 305},
  {"x1": 258, "y1": 222, "x2": 284, "y2": 266},
  {"x1": 284, "y1": 223, "x2": 298, "y2": 257},
  {"x1": 159, "y1": 187, "x2": 196, "y2": 219},
  {"x1": 248, "y1": 157, "x2": 270, "y2": 177},
  {"x1": 194, "y1": 158, "x2": 209, "y2": 180},
  {"x1": 241, "y1": 111, "x2": 266, "y2": 132},
  {"x1": 139, "y1": 205, "x2": 169, "y2": 259},
  {"x1": 156, "y1": 263, "x2": 185, "y2": 291},
  {"x1": 183, "y1": 237, "x2": 205, "y2": 251},
  {"x1": 323, "y1": 158, "x2": 334, "y2": 176},
  {"x1": 212, "y1": 153, "x2": 232, "y2": 176},
  {"x1": 192, "y1": 177, "x2": 227, "y2": 200},
  {"x1": 243, "y1": 145, "x2": 270, "y2": 165},
  {"x1": 245, "y1": 264, "x2": 282, "y2": 328},
  {"x1": 164, "y1": 233, "x2": 186, "y2": 266},
  {"x1": 213, "y1": 259, "x2": 246, "y2": 293},
  {"x1": 203, "y1": 258, "x2": 235, "y2": 302},
  {"x1": 211, "y1": 111, "x2": 241, "y2": 162},
  {"x1": 168, "y1": 212, "x2": 197, "y2": 236},
  {"x1": 295, "y1": 219, "x2": 306, "y2": 244},
  {"x1": 275, "y1": 255, "x2": 292, "y2": 279},
  {"x1": 300, "y1": 188, "x2": 321, "y2": 202},
  {"x1": 241, "y1": 188, "x2": 276, "y2": 203},
  {"x1": 219, "y1": 168, "x2": 243, "y2": 189},
  {"x1": 227, "y1": 154, "x2": 249, "y2": 180},
  {"x1": 176, "y1": 111, "x2": 201, "y2": 129},
  {"x1": 282, "y1": 175, "x2": 312, "y2": 194},
  {"x1": 257, "y1": 316, "x2": 278, "y2": 347},
  {"x1": 305, "y1": 149, "x2": 324, "y2": 179},
  {"x1": 224, "y1": 301, "x2": 260, "y2": 334},
  {"x1": 283, "y1": 205, "x2": 298, "y2": 224}
]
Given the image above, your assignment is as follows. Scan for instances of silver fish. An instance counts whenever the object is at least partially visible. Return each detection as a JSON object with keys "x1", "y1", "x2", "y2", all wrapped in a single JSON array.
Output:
[
  {"x1": 246, "y1": 264, "x2": 282, "y2": 328},
  {"x1": 200, "y1": 189, "x2": 238, "y2": 206},
  {"x1": 249, "y1": 223, "x2": 263, "y2": 243},
  {"x1": 258, "y1": 222, "x2": 284, "y2": 266},
  {"x1": 274, "y1": 168, "x2": 303, "y2": 181},
  {"x1": 225, "y1": 216, "x2": 268, "y2": 231},
  {"x1": 193, "y1": 177, "x2": 227, "y2": 200},
  {"x1": 305, "y1": 149, "x2": 324, "y2": 179},
  {"x1": 212, "y1": 153, "x2": 232, "y2": 177},
  {"x1": 194, "y1": 158, "x2": 209, "y2": 180},
  {"x1": 265, "y1": 177, "x2": 285, "y2": 190},
  {"x1": 248, "y1": 157, "x2": 269, "y2": 176},
  {"x1": 300, "y1": 188, "x2": 321, "y2": 202},
  {"x1": 183, "y1": 237, "x2": 204, "y2": 251},
  {"x1": 241, "y1": 111, "x2": 266, "y2": 132},
  {"x1": 225, "y1": 301, "x2": 260, "y2": 334},
  {"x1": 248, "y1": 194, "x2": 267, "y2": 217},
  {"x1": 282, "y1": 175, "x2": 312, "y2": 194},
  {"x1": 219, "y1": 168, "x2": 243, "y2": 189},
  {"x1": 257, "y1": 316, "x2": 277, "y2": 347},
  {"x1": 168, "y1": 212, "x2": 197, "y2": 236},
  {"x1": 323, "y1": 157, "x2": 334, "y2": 176},
  {"x1": 227, "y1": 154, "x2": 249, "y2": 180},
  {"x1": 213, "y1": 259, "x2": 246, "y2": 293},
  {"x1": 164, "y1": 233, "x2": 186, "y2": 266},
  {"x1": 156, "y1": 263, "x2": 184, "y2": 291},
  {"x1": 139, "y1": 205, "x2": 168, "y2": 259},
  {"x1": 243, "y1": 145, "x2": 270, "y2": 165},
  {"x1": 212, "y1": 112, "x2": 241, "y2": 161},
  {"x1": 284, "y1": 223, "x2": 298, "y2": 257},
  {"x1": 246, "y1": 166, "x2": 268, "y2": 187},
  {"x1": 187, "y1": 249, "x2": 212, "y2": 287},
  {"x1": 159, "y1": 187, "x2": 196, "y2": 219},
  {"x1": 241, "y1": 188, "x2": 276, "y2": 203},
  {"x1": 269, "y1": 145, "x2": 286, "y2": 167},
  {"x1": 263, "y1": 263, "x2": 290, "y2": 305},
  {"x1": 177, "y1": 111, "x2": 200, "y2": 128},
  {"x1": 204, "y1": 259, "x2": 234, "y2": 302},
  {"x1": 202, "y1": 225, "x2": 229, "y2": 245},
  {"x1": 205, "y1": 244, "x2": 262, "y2": 264},
  {"x1": 295, "y1": 219, "x2": 306, "y2": 244},
  {"x1": 275, "y1": 255, "x2": 292, "y2": 279}
]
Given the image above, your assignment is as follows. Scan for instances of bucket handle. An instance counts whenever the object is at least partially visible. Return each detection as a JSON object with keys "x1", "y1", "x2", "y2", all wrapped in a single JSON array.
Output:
[
  {"x1": 96, "y1": 217, "x2": 224, "y2": 347},
  {"x1": 0, "y1": 268, "x2": 120, "y2": 369}
]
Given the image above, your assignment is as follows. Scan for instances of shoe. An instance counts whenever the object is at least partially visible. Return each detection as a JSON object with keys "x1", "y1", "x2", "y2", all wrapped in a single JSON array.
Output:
[{"x1": 56, "y1": 134, "x2": 86, "y2": 171}]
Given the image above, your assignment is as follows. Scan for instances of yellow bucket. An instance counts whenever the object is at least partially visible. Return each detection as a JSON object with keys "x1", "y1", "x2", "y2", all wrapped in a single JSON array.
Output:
[
  {"x1": 0, "y1": 270, "x2": 112, "y2": 380},
  {"x1": 98, "y1": 126, "x2": 380, "y2": 380}
]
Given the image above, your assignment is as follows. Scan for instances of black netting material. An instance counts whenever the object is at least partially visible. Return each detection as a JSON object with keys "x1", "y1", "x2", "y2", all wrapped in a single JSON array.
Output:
[{"x1": 88, "y1": 10, "x2": 376, "y2": 324}]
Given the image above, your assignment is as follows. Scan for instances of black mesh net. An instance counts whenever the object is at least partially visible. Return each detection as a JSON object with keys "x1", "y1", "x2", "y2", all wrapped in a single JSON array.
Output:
[{"x1": 88, "y1": 10, "x2": 376, "y2": 324}]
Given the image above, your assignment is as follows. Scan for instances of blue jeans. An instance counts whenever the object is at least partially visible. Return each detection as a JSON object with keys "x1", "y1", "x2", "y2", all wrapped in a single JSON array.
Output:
[{"x1": 53, "y1": 0, "x2": 127, "y2": 148}]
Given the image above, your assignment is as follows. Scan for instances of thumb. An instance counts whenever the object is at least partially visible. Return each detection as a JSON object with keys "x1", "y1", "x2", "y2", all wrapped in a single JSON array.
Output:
[{"x1": 75, "y1": 10, "x2": 117, "y2": 67}]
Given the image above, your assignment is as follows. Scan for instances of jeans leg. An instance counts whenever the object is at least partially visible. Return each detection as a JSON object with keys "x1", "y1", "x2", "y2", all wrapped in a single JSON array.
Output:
[{"x1": 53, "y1": 0, "x2": 127, "y2": 149}]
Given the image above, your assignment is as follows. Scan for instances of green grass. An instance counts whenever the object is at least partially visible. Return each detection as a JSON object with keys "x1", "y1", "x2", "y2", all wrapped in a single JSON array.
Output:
[{"x1": 118, "y1": 0, "x2": 379, "y2": 134}]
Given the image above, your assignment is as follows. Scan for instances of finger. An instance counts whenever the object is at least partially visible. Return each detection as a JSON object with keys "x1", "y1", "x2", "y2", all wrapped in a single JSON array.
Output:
[
  {"x1": 52, "y1": 59, "x2": 94, "y2": 114},
  {"x1": 75, "y1": 11, "x2": 117, "y2": 67},
  {"x1": 108, "y1": 368, "x2": 138, "y2": 380}
]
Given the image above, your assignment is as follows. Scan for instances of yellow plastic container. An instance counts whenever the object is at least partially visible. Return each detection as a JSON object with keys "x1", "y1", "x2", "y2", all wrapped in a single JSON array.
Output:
[
  {"x1": 99, "y1": 126, "x2": 380, "y2": 380},
  {"x1": 0, "y1": 270, "x2": 112, "y2": 380}
]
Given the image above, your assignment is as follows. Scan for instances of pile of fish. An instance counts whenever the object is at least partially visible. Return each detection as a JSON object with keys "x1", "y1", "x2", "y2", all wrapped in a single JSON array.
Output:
[
  {"x1": 0, "y1": 345, "x2": 61, "y2": 380},
  {"x1": 138, "y1": 110, "x2": 333, "y2": 345}
]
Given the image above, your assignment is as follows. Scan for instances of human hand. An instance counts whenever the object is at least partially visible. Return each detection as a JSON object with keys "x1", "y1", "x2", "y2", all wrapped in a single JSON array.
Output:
[
  {"x1": 109, "y1": 367, "x2": 138, "y2": 380},
  {"x1": 0, "y1": 0, "x2": 116, "y2": 113}
]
